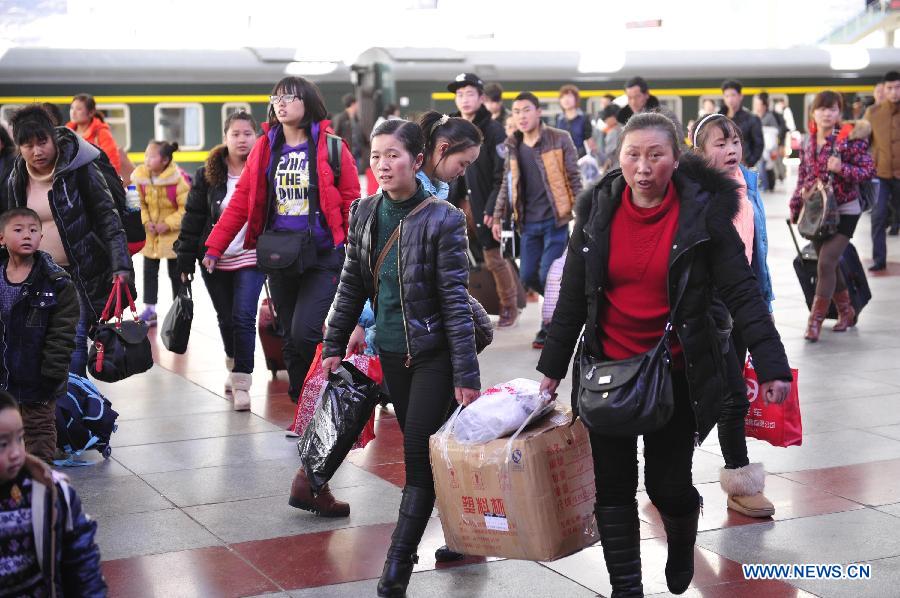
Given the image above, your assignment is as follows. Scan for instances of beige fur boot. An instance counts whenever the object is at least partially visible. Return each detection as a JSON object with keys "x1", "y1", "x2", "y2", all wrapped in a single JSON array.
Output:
[
  {"x1": 230, "y1": 372, "x2": 251, "y2": 411},
  {"x1": 225, "y1": 357, "x2": 235, "y2": 396},
  {"x1": 720, "y1": 463, "x2": 775, "y2": 518}
]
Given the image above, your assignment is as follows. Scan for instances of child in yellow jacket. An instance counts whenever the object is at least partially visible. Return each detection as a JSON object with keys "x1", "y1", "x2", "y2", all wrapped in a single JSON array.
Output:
[{"x1": 131, "y1": 140, "x2": 189, "y2": 324}]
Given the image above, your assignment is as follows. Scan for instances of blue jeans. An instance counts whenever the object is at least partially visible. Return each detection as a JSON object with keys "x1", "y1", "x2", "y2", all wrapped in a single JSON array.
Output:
[
  {"x1": 69, "y1": 293, "x2": 90, "y2": 377},
  {"x1": 200, "y1": 267, "x2": 267, "y2": 374},
  {"x1": 871, "y1": 177, "x2": 899, "y2": 267},
  {"x1": 519, "y1": 218, "x2": 568, "y2": 295}
]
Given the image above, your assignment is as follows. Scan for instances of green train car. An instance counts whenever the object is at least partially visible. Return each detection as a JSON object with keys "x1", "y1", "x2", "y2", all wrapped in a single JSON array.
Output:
[{"x1": 0, "y1": 46, "x2": 893, "y2": 174}]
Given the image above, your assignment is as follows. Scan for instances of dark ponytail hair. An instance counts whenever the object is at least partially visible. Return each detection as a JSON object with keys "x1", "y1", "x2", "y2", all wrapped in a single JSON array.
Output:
[
  {"x1": 417, "y1": 111, "x2": 483, "y2": 160},
  {"x1": 223, "y1": 110, "x2": 258, "y2": 135},
  {"x1": 371, "y1": 119, "x2": 425, "y2": 160},
  {"x1": 10, "y1": 104, "x2": 56, "y2": 147},
  {"x1": 266, "y1": 76, "x2": 327, "y2": 130},
  {"x1": 148, "y1": 140, "x2": 179, "y2": 168},
  {"x1": 72, "y1": 93, "x2": 104, "y2": 122}
]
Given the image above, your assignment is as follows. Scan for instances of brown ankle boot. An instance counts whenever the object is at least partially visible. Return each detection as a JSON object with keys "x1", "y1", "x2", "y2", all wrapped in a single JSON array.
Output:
[
  {"x1": 497, "y1": 306, "x2": 518, "y2": 328},
  {"x1": 288, "y1": 467, "x2": 350, "y2": 517},
  {"x1": 832, "y1": 289, "x2": 856, "y2": 332},
  {"x1": 804, "y1": 295, "x2": 830, "y2": 342}
]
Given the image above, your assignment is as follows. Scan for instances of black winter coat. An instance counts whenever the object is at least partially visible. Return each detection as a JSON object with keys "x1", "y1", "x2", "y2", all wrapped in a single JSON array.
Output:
[
  {"x1": 4, "y1": 128, "x2": 131, "y2": 320},
  {"x1": 537, "y1": 154, "x2": 791, "y2": 442},
  {"x1": 719, "y1": 107, "x2": 765, "y2": 167},
  {"x1": 175, "y1": 144, "x2": 230, "y2": 274},
  {"x1": 449, "y1": 105, "x2": 507, "y2": 249},
  {"x1": 323, "y1": 191, "x2": 480, "y2": 389},
  {"x1": 0, "y1": 250, "x2": 80, "y2": 403}
]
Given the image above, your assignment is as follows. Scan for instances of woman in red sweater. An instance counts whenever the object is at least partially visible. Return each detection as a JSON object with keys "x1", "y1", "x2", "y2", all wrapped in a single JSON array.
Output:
[{"x1": 538, "y1": 112, "x2": 792, "y2": 597}]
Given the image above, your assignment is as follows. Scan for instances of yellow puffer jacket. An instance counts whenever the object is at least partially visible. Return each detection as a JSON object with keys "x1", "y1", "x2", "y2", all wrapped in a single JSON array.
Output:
[{"x1": 132, "y1": 162, "x2": 190, "y2": 259}]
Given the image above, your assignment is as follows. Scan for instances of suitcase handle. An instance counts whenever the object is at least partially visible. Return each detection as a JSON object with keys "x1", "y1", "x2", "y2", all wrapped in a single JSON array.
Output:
[{"x1": 786, "y1": 218, "x2": 804, "y2": 260}]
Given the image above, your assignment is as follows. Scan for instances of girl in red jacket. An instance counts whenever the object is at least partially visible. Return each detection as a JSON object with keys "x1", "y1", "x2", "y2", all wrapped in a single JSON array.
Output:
[
  {"x1": 67, "y1": 93, "x2": 122, "y2": 173},
  {"x1": 204, "y1": 76, "x2": 360, "y2": 412}
]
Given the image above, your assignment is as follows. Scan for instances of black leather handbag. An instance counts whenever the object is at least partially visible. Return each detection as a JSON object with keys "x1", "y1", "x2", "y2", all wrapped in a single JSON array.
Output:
[
  {"x1": 576, "y1": 323, "x2": 674, "y2": 436},
  {"x1": 88, "y1": 278, "x2": 153, "y2": 382},
  {"x1": 255, "y1": 229, "x2": 318, "y2": 275},
  {"x1": 161, "y1": 280, "x2": 194, "y2": 354}
]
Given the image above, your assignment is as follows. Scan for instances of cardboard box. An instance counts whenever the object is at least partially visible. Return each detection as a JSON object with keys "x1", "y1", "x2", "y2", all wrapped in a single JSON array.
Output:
[{"x1": 429, "y1": 404, "x2": 597, "y2": 561}]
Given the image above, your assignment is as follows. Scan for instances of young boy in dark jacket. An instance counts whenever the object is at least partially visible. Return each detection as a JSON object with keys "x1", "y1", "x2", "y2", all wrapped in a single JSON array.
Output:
[
  {"x1": 0, "y1": 390, "x2": 107, "y2": 596},
  {"x1": 0, "y1": 207, "x2": 80, "y2": 463}
]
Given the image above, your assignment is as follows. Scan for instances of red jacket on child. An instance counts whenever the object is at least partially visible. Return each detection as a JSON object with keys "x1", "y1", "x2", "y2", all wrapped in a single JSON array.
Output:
[{"x1": 205, "y1": 120, "x2": 360, "y2": 257}]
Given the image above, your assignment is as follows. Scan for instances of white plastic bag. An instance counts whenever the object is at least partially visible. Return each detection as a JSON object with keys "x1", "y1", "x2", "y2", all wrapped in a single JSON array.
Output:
[{"x1": 453, "y1": 379, "x2": 550, "y2": 444}]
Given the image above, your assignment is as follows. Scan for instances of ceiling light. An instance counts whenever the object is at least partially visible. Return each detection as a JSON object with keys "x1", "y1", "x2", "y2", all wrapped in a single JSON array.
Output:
[{"x1": 284, "y1": 61, "x2": 338, "y2": 75}]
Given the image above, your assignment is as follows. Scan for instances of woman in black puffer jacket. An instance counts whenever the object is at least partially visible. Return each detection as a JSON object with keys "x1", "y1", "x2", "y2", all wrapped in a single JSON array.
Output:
[
  {"x1": 538, "y1": 113, "x2": 791, "y2": 597},
  {"x1": 322, "y1": 119, "x2": 480, "y2": 598},
  {"x1": 4, "y1": 105, "x2": 131, "y2": 376}
]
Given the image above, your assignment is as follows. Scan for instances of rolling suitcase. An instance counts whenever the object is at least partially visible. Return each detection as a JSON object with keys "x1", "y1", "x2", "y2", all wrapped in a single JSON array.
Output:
[
  {"x1": 786, "y1": 219, "x2": 871, "y2": 320},
  {"x1": 258, "y1": 281, "x2": 286, "y2": 378},
  {"x1": 467, "y1": 250, "x2": 526, "y2": 316}
]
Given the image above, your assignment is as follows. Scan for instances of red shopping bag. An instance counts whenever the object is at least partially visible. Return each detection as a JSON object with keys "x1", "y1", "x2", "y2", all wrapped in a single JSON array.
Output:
[
  {"x1": 289, "y1": 344, "x2": 379, "y2": 449},
  {"x1": 743, "y1": 359, "x2": 802, "y2": 447}
]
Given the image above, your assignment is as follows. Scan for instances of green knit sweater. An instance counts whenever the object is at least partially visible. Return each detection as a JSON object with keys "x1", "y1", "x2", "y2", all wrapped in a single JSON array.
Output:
[{"x1": 374, "y1": 182, "x2": 427, "y2": 354}]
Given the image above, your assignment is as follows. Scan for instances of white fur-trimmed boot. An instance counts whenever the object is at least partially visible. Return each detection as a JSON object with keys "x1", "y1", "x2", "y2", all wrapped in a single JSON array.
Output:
[
  {"x1": 225, "y1": 357, "x2": 235, "y2": 396},
  {"x1": 230, "y1": 372, "x2": 251, "y2": 411},
  {"x1": 720, "y1": 463, "x2": 775, "y2": 518}
]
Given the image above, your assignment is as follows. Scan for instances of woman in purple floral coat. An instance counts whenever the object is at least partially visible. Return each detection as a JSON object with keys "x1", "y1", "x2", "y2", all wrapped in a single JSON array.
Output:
[{"x1": 789, "y1": 90, "x2": 874, "y2": 342}]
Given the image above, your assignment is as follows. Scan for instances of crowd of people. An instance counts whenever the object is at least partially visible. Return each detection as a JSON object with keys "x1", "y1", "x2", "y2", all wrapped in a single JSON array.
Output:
[{"x1": 0, "y1": 68, "x2": 896, "y2": 596}]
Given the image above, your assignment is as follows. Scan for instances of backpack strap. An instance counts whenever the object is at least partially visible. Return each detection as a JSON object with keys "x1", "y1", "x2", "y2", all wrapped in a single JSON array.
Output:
[
  {"x1": 326, "y1": 134, "x2": 342, "y2": 185},
  {"x1": 166, "y1": 184, "x2": 178, "y2": 208}
]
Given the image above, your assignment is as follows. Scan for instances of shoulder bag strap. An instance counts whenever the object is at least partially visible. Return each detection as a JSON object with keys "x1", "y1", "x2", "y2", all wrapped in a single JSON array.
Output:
[{"x1": 372, "y1": 197, "x2": 437, "y2": 301}]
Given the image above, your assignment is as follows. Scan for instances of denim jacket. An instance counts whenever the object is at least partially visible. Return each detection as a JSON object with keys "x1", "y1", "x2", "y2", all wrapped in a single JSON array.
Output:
[{"x1": 741, "y1": 165, "x2": 774, "y2": 312}]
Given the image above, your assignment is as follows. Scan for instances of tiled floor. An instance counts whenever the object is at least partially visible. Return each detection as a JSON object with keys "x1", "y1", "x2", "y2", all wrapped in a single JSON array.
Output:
[{"x1": 64, "y1": 167, "x2": 900, "y2": 597}]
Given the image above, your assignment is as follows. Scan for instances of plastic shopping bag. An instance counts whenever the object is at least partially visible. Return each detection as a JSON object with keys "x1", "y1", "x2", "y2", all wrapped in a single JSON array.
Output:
[
  {"x1": 289, "y1": 344, "x2": 380, "y2": 449},
  {"x1": 454, "y1": 378, "x2": 552, "y2": 444},
  {"x1": 743, "y1": 359, "x2": 802, "y2": 447},
  {"x1": 296, "y1": 360, "x2": 386, "y2": 492}
]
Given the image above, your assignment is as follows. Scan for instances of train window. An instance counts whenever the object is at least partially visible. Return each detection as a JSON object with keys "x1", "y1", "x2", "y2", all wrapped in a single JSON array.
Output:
[
  {"x1": 656, "y1": 96, "x2": 683, "y2": 125},
  {"x1": 221, "y1": 102, "x2": 252, "y2": 130},
  {"x1": 0, "y1": 104, "x2": 24, "y2": 127},
  {"x1": 154, "y1": 103, "x2": 204, "y2": 150},
  {"x1": 803, "y1": 93, "x2": 817, "y2": 132},
  {"x1": 697, "y1": 95, "x2": 722, "y2": 117},
  {"x1": 97, "y1": 104, "x2": 131, "y2": 151}
]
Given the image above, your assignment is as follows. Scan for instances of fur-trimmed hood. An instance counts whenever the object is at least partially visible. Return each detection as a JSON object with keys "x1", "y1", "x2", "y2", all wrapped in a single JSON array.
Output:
[
  {"x1": 203, "y1": 144, "x2": 230, "y2": 188},
  {"x1": 847, "y1": 119, "x2": 872, "y2": 141},
  {"x1": 574, "y1": 151, "x2": 741, "y2": 232},
  {"x1": 131, "y1": 161, "x2": 182, "y2": 186}
]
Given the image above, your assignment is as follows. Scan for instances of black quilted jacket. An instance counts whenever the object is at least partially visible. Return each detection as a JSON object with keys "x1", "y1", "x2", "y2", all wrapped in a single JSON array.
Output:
[
  {"x1": 323, "y1": 192, "x2": 480, "y2": 390},
  {"x1": 5, "y1": 128, "x2": 131, "y2": 320},
  {"x1": 537, "y1": 154, "x2": 791, "y2": 443}
]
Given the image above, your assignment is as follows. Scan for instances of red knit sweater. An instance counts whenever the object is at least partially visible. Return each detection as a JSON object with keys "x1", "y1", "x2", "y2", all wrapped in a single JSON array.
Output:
[{"x1": 600, "y1": 183, "x2": 682, "y2": 363}]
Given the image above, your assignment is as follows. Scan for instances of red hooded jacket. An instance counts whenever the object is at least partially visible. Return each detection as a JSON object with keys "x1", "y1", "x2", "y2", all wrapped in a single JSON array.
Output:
[{"x1": 205, "y1": 120, "x2": 360, "y2": 257}]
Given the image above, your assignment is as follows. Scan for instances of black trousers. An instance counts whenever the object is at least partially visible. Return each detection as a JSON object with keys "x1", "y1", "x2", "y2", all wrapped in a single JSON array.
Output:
[
  {"x1": 718, "y1": 329, "x2": 751, "y2": 469},
  {"x1": 268, "y1": 247, "x2": 344, "y2": 398},
  {"x1": 380, "y1": 349, "x2": 456, "y2": 491},
  {"x1": 143, "y1": 257, "x2": 180, "y2": 305},
  {"x1": 590, "y1": 370, "x2": 700, "y2": 517}
]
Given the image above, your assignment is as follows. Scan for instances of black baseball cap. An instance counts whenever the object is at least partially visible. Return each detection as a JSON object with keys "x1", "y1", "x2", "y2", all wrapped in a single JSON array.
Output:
[{"x1": 447, "y1": 73, "x2": 484, "y2": 93}]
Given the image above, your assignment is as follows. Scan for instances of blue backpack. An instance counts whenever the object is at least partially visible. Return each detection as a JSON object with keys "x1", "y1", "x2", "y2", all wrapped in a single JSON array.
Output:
[{"x1": 55, "y1": 374, "x2": 119, "y2": 461}]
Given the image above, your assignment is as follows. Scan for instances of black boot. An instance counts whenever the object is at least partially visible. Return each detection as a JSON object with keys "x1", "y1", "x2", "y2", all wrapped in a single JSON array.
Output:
[
  {"x1": 434, "y1": 545, "x2": 465, "y2": 562},
  {"x1": 596, "y1": 502, "x2": 643, "y2": 597},
  {"x1": 659, "y1": 501, "x2": 701, "y2": 595},
  {"x1": 377, "y1": 486, "x2": 435, "y2": 597}
]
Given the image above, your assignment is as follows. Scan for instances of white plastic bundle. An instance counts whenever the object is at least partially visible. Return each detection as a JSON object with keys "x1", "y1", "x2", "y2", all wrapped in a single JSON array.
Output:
[{"x1": 453, "y1": 379, "x2": 549, "y2": 444}]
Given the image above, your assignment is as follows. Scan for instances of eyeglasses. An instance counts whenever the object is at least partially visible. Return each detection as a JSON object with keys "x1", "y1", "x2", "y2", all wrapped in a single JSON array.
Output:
[{"x1": 269, "y1": 94, "x2": 301, "y2": 105}]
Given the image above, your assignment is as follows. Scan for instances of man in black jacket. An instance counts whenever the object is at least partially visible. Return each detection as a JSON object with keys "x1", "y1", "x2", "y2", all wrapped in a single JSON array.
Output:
[
  {"x1": 448, "y1": 73, "x2": 519, "y2": 328},
  {"x1": 720, "y1": 80, "x2": 765, "y2": 168},
  {"x1": 617, "y1": 76, "x2": 661, "y2": 125}
]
